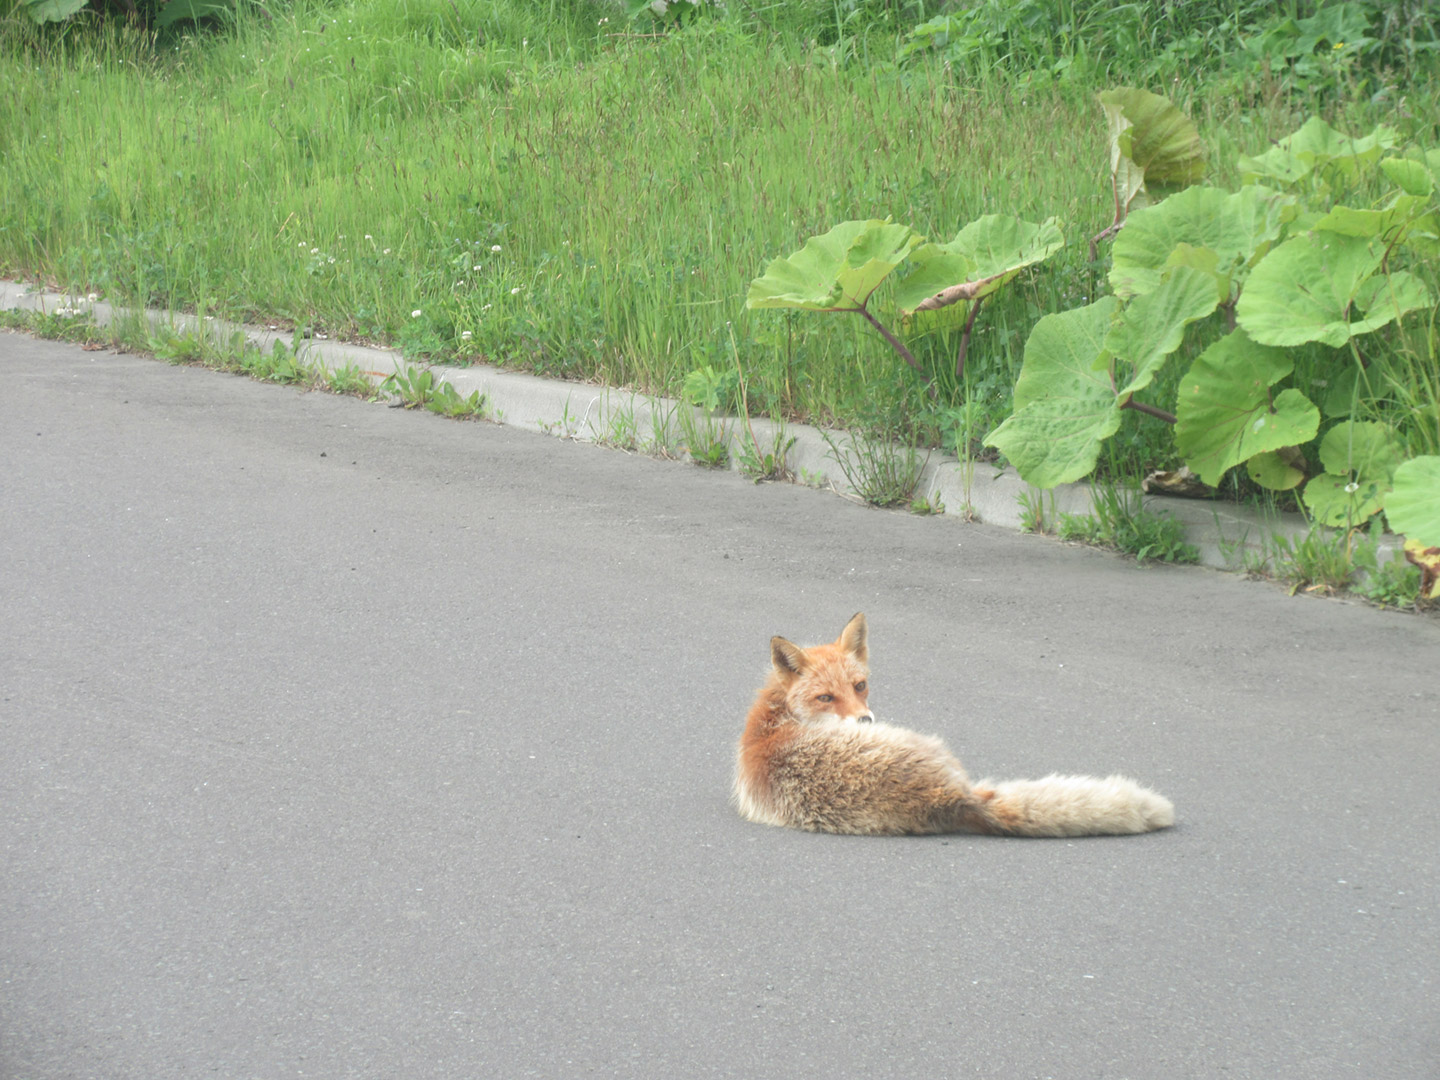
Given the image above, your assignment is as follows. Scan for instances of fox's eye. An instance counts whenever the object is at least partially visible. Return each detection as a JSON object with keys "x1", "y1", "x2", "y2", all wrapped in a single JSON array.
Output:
[
  {"x1": 816, "y1": 694, "x2": 834, "y2": 703},
  {"x1": 854, "y1": 681, "x2": 867, "y2": 693}
]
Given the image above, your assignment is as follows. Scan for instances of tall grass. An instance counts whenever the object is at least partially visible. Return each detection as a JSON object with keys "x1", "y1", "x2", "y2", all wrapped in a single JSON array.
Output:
[{"x1": 1, "y1": 0, "x2": 1435, "y2": 460}]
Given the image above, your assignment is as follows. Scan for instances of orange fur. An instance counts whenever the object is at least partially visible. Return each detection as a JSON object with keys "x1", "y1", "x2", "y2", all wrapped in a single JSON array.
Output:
[{"x1": 733, "y1": 613, "x2": 1174, "y2": 837}]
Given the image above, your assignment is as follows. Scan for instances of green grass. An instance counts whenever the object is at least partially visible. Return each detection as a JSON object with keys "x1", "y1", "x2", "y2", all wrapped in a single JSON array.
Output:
[{"x1": 1, "y1": 0, "x2": 1437, "y2": 479}]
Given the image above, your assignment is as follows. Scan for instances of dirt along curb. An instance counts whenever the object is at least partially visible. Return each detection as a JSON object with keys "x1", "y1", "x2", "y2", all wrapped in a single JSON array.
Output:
[{"x1": 1, "y1": 279, "x2": 1400, "y2": 577}]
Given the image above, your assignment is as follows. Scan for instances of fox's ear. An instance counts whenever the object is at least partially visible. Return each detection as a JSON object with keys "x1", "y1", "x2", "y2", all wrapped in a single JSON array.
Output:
[
  {"x1": 838, "y1": 612, "x2": 868, "y2": 664},
  {"x1": 771, "y1": 636, "x2": 808, "y2": 677}
]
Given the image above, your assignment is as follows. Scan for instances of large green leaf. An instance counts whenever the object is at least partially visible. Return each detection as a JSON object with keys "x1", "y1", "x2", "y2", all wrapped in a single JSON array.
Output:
[
  {"x1": 156, "y1": 0, "x2": 233, "y2": 23},
  {"x1": 20, "y1": 0, "x2": 88, "y2": 21},
  {"x1": 1301, "y1": 421, "x2": 1404, "y2": 526},
  {"x1": 1108, "y1": 185, "x2": 1295, "y2": 299},
  {"x1": 985, "y1": 299, "x2": 1121, "y2": 487},
  {"x1": 1238, "y1": 117, "x2": 1398, "y2": 187},
  {"x1": 1174, "y1": 331, "x2": 1319, "y2": 487},
  {"x1": 1106, "y1": 265, "x2": 1220, "y2": 399},
  {"x1": 746, "y1": 220, "x2": 920, "y2": 313},
  {"x1": 1098, "y1": 89, "x2": 1205, "y2": 223},
  {"x1": 1385, "y1": 456, "x2": 1440, "y2": 548},
  {"x1": 1236, "y1": 232, "x2": 1431, "y2": 348},
  {"x1": 892, "y1": 215, "x2": 1064, "y2": 319}
]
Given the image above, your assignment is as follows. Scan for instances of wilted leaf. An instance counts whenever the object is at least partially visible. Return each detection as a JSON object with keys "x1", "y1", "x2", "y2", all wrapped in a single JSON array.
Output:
[
  {"x1": 1402, "y1": 539, "x2": 1440, "y2": 600},
  {"x1": 893, "y1": 215, "x2": 1064, "y2": 319}
]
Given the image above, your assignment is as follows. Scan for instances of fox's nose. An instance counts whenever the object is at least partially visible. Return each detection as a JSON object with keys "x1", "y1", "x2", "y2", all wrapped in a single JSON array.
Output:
[{"x1": 857, "y1": 712, "x2": 874, "y2": 723}]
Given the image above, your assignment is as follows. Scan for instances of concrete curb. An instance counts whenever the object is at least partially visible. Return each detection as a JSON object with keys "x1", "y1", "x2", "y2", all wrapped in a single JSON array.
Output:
[{"x1": 1, "y1": 280, "x2": 1403, "y2": 575}]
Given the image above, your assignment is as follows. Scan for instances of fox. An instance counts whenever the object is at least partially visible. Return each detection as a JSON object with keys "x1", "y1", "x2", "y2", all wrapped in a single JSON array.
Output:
[{"x1": 734, "y1": 613, "x2": 1174, "y2": 837}]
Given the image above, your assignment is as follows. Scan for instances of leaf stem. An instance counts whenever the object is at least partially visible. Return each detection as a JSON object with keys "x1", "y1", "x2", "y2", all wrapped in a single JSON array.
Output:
[
  {"x1": 855, "y1": 303, "x2": 935, "y2": 396},
  {"x1": 1120, "y1": 398, "x2": 1177, "y2": 424},
  {"x1": 955, "y1": 296, "x2": 985, "y2": 382}
]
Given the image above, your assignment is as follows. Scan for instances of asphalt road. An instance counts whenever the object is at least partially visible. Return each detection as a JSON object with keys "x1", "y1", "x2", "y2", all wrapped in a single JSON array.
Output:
[{"x1": 3, "y1": 331, "x2": 1438, "y2": 1080}]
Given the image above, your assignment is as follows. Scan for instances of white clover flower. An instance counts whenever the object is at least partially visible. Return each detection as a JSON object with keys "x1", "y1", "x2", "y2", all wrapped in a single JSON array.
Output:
[
  {"x1": 87, "y1": 293, "x2": 98, "y2": 302},
  {"x1": 412, "y1": 309, "x2": 423, "y2": 318},
  {"x1": 511, "y1": 287, "x2": 521, "y2": 295},
  {"x1": 383, "y1": 248, "x2": 391, "y2": 255},
  {"x1": 491, "y1": 245, "x2": 502, "y2": 253},
  {"x1": 1344, "y1": 482, "x2": 1360, "y2": 493},
  {"x1": 364, "y1": 234, "x2": 373, "y2": 241},
  {"x1": 461, "y1": 330, "x2": 473, "y2": 339}
]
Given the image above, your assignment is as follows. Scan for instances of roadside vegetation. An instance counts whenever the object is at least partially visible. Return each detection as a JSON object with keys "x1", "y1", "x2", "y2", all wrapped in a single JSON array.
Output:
[{"x1": 2, "y1": 0, "x2": 1437, "y2": 602}]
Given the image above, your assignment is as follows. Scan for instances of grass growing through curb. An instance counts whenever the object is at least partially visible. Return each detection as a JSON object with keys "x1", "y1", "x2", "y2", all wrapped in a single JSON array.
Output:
[{"x1": 1056, "y1": 483, "x2": 1199, "y2": 564}]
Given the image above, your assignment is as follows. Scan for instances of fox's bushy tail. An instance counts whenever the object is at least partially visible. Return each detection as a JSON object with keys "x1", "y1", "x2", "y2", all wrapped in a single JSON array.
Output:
[{"x1": 966, "y1": 774, "x2": 1174, "y2": 837}]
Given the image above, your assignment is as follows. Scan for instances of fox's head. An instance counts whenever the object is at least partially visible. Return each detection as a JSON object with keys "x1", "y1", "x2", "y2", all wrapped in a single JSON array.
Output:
[{"x1": 770, "y1": 612, "x2": 873, "y2": 725}]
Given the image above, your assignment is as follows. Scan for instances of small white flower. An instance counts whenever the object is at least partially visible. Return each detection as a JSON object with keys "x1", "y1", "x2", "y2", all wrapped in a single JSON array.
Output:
[
  {"x1": 1344, "y1": 482, "x2": 1360, "y2": 494},
  {"x1": 383, "y1": 248, "x2": 391, "y2": 255},
  {"x1": 511, "y1": 287, "x2": 522, "y2": 295},
  {"x1": 412, "y1": 309, "x2": 423, "y2": 318},
  {"x1": 461, "y1": 330, "x2": 473, "y2": 339},
  {"x1": 87, "y1": 293, "x2": 98, "y2": 302},
  {"x1": 327, "y1": 257, "x2": 335, "y2": 264},
  {"x1": 364, "y1": 234, "x2": 373, "y2": 240},
  {"x1": 482, "y1": 304, "x2": 492, "y2": 312},
  {"x1": 491, "y1": 245, "x2": 502, "y2": 253},
  {"x1": 311, "y1": 247, "x2": 320, "y2": 255},
  {"x1": 473, "y1": 265, "x2": 482, "y2": 271},
  {"x1": 299, "y1": 241, "x2": 308, "y2": 248}
]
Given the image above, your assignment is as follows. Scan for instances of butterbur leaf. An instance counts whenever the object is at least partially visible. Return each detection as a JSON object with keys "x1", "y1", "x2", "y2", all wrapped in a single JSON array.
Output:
[
  {"x1": 1109, "y1": 185, "x2": 1293, "y2": 299},
  {"x1": 1301, "y1": 420, "x2": 1404, "y2": 527},
  {"x1": 1384, "y1": 457, "x2": 1440, "y2": 549},
  {"x1": 1106, "y1": 266, "x2": 1219, "y2": 399},
  {"x1": 1315, "y1": 194, "x2": 1427, "y2": 243},
  {"x1": 1238, "y1": 117, "x2": 1397, "y2": 187},
  {"x1": 20, "y1": 0, "x2": 88, "y2": 19},
  {"x1": 1303, "y1": 474, "x2": 1387, "y2": 526},
  {"x1": 1098, "y1": 89, "x2": 1205, "y2": 225},
  {"x1": 1236, "y1": 232, "x2": 1428, "y2": 348},
  {"x1": 1246, "y1": 451, "x2": 1306, "y2": 491},
  {"x1": 893, "y1": 215, "x2": 1063, "y2": 319},
  {"x1": 985, "y1": 299, "x2": 1121, "y2": 487},
  {"x1": 157, "y1": 0, "x2": 233, "y2": 23},
  {"x1": 1316, "y1": 420, "x2": 1404, "y2": 481},
  {"x1": 1354, "y1": 271, "x2": 1433, "y2": 325},
  {"x1": 1380, "y1": 158, "x2": 1434, "y2": 198},
  {"x1": 1174, "y1": 331, "x2": 1319, "y2": 487},
  {"x1": 747, "y1": 220, "x2": 919, "y2": 313}
]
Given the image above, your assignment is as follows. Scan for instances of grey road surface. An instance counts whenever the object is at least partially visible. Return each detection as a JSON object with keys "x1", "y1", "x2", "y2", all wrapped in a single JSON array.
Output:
[{"x1": 3, "y1": 332, "x2": 1438, "y2": 1080}]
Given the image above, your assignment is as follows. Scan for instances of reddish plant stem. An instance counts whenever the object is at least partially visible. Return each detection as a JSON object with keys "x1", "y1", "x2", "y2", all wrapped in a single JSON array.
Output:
[
  {"x1": 1121, "y1": 398, "x2": 1177, "y2": 424},
  {"x1": 955, "y1": 296, "x2": 985, "y2": 383}
]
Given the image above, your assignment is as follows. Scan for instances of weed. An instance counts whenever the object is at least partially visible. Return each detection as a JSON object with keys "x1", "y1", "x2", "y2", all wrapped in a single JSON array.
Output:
[
  {"x1": 1017, "y1": 489, "x2": 1054, "y2": 534},
  {"x1": 910, "y1": 491, "x2": 945, "y2": 515},
  {"x1": 823, "y1": 428, "x2": 927, "y2": 508},
  {"x1": 1271, "y1": 526, "x2": 1361, "y2": 596},
  {"x1": 323, "y1": 363, "x2": 375, "y2": 397},
  {"x1": 1058, "y1": 484, "x2": 1199, "y2": 564}
]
